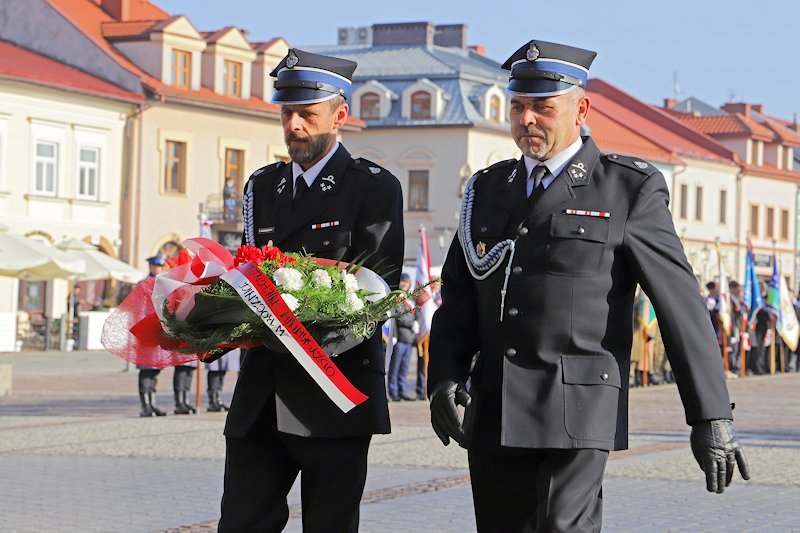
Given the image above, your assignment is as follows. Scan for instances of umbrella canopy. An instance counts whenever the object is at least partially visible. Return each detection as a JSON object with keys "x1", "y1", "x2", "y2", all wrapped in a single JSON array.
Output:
[
  {"x1": 56, "y1": 239, "x2": 145, "y2": 283},
  {"x1": 0, "y1": 225, "x2": 85, "y2": 280}
]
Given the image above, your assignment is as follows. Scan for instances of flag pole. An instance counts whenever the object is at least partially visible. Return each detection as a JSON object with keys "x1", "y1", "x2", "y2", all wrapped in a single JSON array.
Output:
[
  {"x1": 740, "y1": 315, "x2": 747, "y2": 378},
  {"x1": 770, "y1": 325, "x2": 776, "y2": 375}
]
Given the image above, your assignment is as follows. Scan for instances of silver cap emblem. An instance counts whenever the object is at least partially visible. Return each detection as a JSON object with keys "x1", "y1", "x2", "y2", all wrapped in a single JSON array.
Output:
[
  {"x1": 526, "y1": 43, "x2": 540, "y2": 61},
  {"x1": 286, "y1": 50, "x2": 299, "y2": 69}
]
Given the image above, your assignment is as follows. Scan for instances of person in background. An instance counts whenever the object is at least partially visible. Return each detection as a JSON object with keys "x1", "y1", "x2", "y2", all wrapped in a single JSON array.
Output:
[
  {"x1": 223, "y1": 177, "x2": 237, "y2": 222},
  {"x1": 173, "y1": 361, "x2": 197, "y2": 415},
  {"x1": 137, "y1": 254, "x2": 167, "y2": 417},
  {"x1": 206, "y1": 348, "x2": 241, "y2": 412},
  {"x1": 728, "y1": 280, "x2": 743, "y2": 377},
  {"x1": 387, "y1": 273, "x2": 418, "y2": 401}
]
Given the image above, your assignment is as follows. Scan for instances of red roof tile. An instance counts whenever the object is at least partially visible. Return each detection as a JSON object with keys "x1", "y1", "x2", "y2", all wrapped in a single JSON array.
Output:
[
  {"x1": 587, "y1": 79, "x2": 737, "y2": 165},
  {"x1": 101, "y1": 19, "x2": 159, "y2": 39},
  {"x1": 252, "y1": 38, "x2": 283, "y2": 52},
  {"x1": 0, "y1": 39, "x2": 142, "y2": 104},
  {"x1": 678, "y1": 113, "x2": 775, "y2": 141}
]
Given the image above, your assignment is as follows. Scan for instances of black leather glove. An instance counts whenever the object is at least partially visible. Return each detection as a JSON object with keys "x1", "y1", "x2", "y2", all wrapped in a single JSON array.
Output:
[
  {"x1": 690, "y1": 419, "x2": 751, "y2": 493},
  {"x1": 429, "y1": 380, "x2": 472, "y2": 447}
]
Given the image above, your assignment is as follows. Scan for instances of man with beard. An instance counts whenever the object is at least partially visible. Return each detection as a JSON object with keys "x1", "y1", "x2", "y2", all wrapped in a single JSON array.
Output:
[
  {"x1": 216, "y1": 49, "x2": 404, "y2": 532},
  {"x1": 428, "y1": 39, "x2": 750, "y2": 531}
]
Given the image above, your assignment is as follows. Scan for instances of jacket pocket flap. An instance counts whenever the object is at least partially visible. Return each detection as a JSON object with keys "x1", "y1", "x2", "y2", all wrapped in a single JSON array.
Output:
[
  {"x1": 562, "y1": 354, "x2": 621, "y2": 388},
  {"x1": 302, "y1": 230, "x2": 351, "y2": 253},
  {"x1": 550, "y1": 213, "x2": 609, "y2": 243}
]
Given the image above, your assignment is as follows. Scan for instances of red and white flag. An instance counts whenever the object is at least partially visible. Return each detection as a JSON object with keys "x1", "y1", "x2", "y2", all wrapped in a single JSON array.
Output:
[{"x1": 415, "y1": 225, "x2": 437, "y2": 339}]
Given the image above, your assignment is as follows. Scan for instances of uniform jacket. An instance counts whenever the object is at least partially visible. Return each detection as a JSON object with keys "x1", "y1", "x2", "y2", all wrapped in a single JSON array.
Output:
[
  {"x1": 224, "y1": 144, "x2": 404, "y2": 438},
  {"x1": 428, "y1": 137, "x2": 732, "y2": 452}
]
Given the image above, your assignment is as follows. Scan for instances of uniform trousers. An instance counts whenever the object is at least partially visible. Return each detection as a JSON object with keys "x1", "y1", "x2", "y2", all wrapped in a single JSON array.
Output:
[
  {"x1": 218, "y1": 402, "x2": 371, "y2": 533},
  {"x1": 468, "y1": 447, "x2": 608, "y2": 533},
  {"x1": 137, "y1": 369, "x2": 160, "y2": 394}
]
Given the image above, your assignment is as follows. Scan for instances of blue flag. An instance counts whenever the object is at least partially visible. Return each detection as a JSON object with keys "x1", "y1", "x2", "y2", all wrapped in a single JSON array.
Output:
[
  {"x1": 766, "y1": 254, "x2": 781, "y2": 318},
  {"x1": 742, "y1": 239, "x2": 763, "y2": 321}
]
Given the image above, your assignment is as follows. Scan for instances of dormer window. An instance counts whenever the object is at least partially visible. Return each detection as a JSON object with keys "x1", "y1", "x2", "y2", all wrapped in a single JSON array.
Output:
[
  {"x1": 172, "y1": 49, "x2": 191, "y2": 89},
  {"x1": 411, "y1": 91, "x2": 432, "y2": 119},
  {"x1": 360, "y1": 93, "x2": 381, "y2": 120},
  {"x1": 224, "y1": 60, "x2": 242, "y2": 97},
  {"x1": 489, "y1": 94, "x2": 501, "y2": 123}
]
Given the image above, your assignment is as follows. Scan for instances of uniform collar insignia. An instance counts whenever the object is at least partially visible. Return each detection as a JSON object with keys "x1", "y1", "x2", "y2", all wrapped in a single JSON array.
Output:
[
  {"x1": 507, "y1": 167, "x2": 517, "y2": 183},
  {"x1": 320, "y1": 174, "x2": 336, "y2": 192},
  {"x1": 567, "y1": 160, "x2": 589, "y2": 185},
  {"x1": 276, "y1": 176, "x2": 287, "y2": 195}
]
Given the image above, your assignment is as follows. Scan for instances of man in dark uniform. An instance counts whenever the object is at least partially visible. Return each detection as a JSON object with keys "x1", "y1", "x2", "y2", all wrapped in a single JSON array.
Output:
[
  {"x1": 216, "y1": 49, "x2": 404, "y2": 532},
  {"x1": 137, "y1": 254, "x2": 167, "y2": 417},
  {"x1": 428, "y1": 39, "x2": 750, "y2": 532}
]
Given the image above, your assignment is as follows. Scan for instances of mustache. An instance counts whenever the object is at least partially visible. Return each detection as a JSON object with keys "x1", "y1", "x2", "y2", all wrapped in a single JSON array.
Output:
[
  {"x1": 517, "y1": 127, "x2": 546, "y2": 138},
  {"x1": 285, "y1": 132, "x2": 309, "y2": 142}
]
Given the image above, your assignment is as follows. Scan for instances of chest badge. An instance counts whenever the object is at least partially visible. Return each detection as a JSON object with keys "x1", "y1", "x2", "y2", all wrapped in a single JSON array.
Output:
[
  {"x1": 476, "y1": 241, "x2": 487, "y2": 258},
  {"x1": 320, "y1": 175, "x2": 335, "y2": 192},
  {"x1": 276, "y1": 176, "x2": 287, "y2": 195}
]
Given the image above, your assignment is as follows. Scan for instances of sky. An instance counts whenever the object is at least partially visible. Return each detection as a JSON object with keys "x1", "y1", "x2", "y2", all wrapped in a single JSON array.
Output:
[{"x1": 157, "y1": 0, "x2": 800, "y2": 120}]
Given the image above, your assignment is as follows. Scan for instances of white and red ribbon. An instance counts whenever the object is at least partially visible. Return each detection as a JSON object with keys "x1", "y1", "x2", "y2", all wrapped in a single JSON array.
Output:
[{"x1": 221, "y1": 261, "x2": 368, "y2": 413}]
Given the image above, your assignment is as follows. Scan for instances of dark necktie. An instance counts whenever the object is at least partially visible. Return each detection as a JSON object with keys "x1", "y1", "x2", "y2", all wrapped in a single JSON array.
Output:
[
  {"x1": 528, "y1": 165, "x2": 548, "y2": 206},
  {"x1": 294, "y1": 176, "x2": 308, "y2": 207}
]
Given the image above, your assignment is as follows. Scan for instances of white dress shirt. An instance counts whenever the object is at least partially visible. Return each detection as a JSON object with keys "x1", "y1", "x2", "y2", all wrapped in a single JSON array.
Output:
[
  {"x1": 524, "y1": 137, "x2": 583, "y2": 196},
  {"x1": 291, "y1": 141, "x2": 340, "y2": 196}
]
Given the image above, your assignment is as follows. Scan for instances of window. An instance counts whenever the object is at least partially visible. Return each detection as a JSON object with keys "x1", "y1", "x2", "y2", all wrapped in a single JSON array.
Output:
[
  {"x1": 749, "y1": 205, "x2": 759, "y2": 236},
  {"x1": 360, "y1": 93, "x2": 381, "y2": 120},
  {"x1": 34, "y1": 141, "x2": 57, "y2": 196},
  {"x1": 225, "y1": 148, "x2": 244, "y2": 192},
  {"x1": 781, "y1": 208, "x2": 790, "y2": 241},
  {"x1": 750, "y1": 140, "x2": 760, "y2": 165},
  {"x1": 679, "y1": 183, "x2": 688, "y2": 219},
  {"x1": 719, "y1": 189, "x2": 727, "y2": 224},
  {"x1": 766, "y1": 207, "x2": 775, "y2": 239},
  {"x1": 224, "y1": 60, "x2": 242, "y2": 97},
  {"x1": 489, "y1": 94, "x2": 501, "y2": 123},
  {"x1": 164, "y1": 140, "x2": 186, "y2": 193},
  {"x1": 694, "y1": 186, "x2": 703, "y2": 221},
  {"x1": 77, "y1": 147, "x2": 100, "y2": 200},
  {"x1": 172, "y1": 49, "x2": 191, "y2": 89},
  {"x1": 408, "y1": 170, "x2": 429, "y2": 211},
  {"x1": 410, "y1": 91, "x2": 431, "y2": 119}
]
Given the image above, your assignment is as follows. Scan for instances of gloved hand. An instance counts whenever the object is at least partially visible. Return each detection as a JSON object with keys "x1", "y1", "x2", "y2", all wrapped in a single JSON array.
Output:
[
  {"x1": 690, "y1": 419, "x2": 751, "y2": 493},
  {"x1": 429, "y1": 380, "x2": 471, "y2": 447}
]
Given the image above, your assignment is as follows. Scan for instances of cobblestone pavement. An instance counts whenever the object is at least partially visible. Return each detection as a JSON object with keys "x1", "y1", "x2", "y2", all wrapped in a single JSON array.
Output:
[{"x1": 1, "y1": 350, "x2": 799, "y2": 532}]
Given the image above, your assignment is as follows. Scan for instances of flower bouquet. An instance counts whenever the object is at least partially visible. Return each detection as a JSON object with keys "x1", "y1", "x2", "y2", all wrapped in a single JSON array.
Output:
[{"x1": 102, "y1": 238, "x2": 417, "y2": 412}]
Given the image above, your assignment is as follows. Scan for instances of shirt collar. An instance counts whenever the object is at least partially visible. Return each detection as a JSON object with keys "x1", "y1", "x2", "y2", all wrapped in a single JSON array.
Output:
[
  {"x1": 523, "y1": 136, "x2": 584, "y2": 182},
  {"x1": 292, "y1": 141, "x2": 340, "y2": 187}
]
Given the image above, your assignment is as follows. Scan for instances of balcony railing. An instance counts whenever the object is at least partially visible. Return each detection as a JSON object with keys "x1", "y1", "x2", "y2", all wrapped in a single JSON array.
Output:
[{"x1": 206, "y1": 192, "x2": 243, "y2": 224}]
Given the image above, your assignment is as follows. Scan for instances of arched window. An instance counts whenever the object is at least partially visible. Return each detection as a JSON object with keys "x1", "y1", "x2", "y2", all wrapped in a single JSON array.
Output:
[
  {"x1": 411, "y1": 91, "x2": 432, "y2": 119},
  {"x1": 489, "y1": 94, "x2": 501, "y2": 123},
  {"x1": 360, "y1": 92, "x2": 381, "y2": 120}
]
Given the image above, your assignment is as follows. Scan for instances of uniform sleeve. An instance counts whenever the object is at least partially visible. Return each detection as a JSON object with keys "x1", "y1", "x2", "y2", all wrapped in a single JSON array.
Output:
[
  {"x1": 427, "y1": 235, "x2": 481, "y2": 390},
  {"x1": 621, "y1": 171, "x2": 732, "y2": 424},
  {"x1": 352, "y1": 175, "x2": 405, "y2": 289}
]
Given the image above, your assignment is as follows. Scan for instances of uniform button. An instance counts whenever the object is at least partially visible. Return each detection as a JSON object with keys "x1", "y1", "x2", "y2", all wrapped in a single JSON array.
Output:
[
  {"x1": 577, "y1": 226, "x2": 585, "y2": 235},
  {"x1": 512, "y1": 266, "x2": 523, "y2": 275},
  {"x1": 508, "y1": 308, "x2": 519, "y2": 317},
  {"x1": 481, "y1": 226, "x2": 488, "y2": 233},
  {"x1": 609, "y1": 154, "x2": 618, "y2": 160},
  {"x1": 518, "y1": 227, "x2": 529, "y2": 236},
  {"x1": 323, "y1": 240, "x2": 331, "y2": 246},
  {"x1": 601, "y1": 372, "x2": 609, "y2": 380},
  {"x1": 506, "y1": 348, "x2": 517, "y2": 357},
  {"x1": 362, "y1": 358, "x2": 370, "y2": 366}
]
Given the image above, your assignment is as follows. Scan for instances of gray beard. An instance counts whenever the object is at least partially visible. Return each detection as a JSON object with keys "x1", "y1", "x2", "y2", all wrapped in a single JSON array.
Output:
[{"x1": 286, "y1": 134, "x2": 331, "y2": 165}]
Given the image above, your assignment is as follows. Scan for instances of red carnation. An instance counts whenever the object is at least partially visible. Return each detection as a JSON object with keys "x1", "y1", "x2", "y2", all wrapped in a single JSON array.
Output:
[{"x1": 234, "y1": 245, "x2": 265, "y2": 267}]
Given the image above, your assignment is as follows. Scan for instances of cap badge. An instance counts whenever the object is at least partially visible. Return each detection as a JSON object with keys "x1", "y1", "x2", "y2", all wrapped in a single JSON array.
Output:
[
  {"x1": 286, "y1": 50, "x2": 299, "y2": 69},
  {"x1": 320, "y1": 175, "x2": 335, "y2": 192},
  {"x1": 568, "y1": 161, "x2": 587, "y2": 180},
  {"x1": 369, "y1": 166, "x2": 381, "y2": 174},
  {"x1": 634, "y1": 161, "x2": 649, "y2": 169},
  {"x1": 526, "y1": 43, "x2": 540, "y2": 62},
  {"x1": 476, "y1": 241, "x2": 487, "y2": 258}
]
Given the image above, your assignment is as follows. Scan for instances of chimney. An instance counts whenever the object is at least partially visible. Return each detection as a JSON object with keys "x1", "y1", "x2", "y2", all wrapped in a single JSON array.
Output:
[
  {"x1": 101, "y1": 0, "x2": 131, "y2": 21},
  {"x1": 468, "y1": 44, "x2": 486, "y2": 56},
  {"x1": 434, "y1": 24, "x2": 467, "y2": 48},
  {"x1": 372, "y1": 22, "x2": 434, "y2": 46},
  {"x1": 663, "y1": 98, "x2": 677, "y2": 110},
  {"x1": 751, "y1": 104, "x2": 764, "y2": 114},
  {"x1": 722, "y1": 102, "x2": 751, "y2": 117}
]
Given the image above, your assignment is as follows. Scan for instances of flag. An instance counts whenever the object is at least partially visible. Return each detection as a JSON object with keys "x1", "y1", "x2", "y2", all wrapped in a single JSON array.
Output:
[
  {"x1": 766, "y1": 254, "x2": 780, "y2": 316},
  {"x1": 742, "y1": 238, "x2": 763, "y2": 320},
  {"x1": 414, "y1": 225, "x2": 436, "y2": 339},
  {"x1": 767, "y1": 255, "x2": 800, "y2": 351},
  {"x1": 717, "y1": 247, "x2": 732, "y2": 335}
]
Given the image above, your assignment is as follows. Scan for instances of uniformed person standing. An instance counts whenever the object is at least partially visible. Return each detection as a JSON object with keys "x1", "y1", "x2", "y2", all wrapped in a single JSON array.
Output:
[
  {"x1": 428, "y1": 39, "x2": 750, "y2": 532},
  {"x1": 215, "y1": 49, "x2": 404, "y2": 532},
  {"x1": 137, "y1": 255, "x2": 167, "y2": 417}
]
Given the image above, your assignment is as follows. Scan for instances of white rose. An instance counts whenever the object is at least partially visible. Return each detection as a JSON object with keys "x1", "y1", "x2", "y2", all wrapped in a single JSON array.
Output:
[
  {"x1": 311, "y1": 269, "x2": 333, "y2": 288},
  {"x1": 342, "y1": 272, "x2": 359, "y2": 294},
  {"x1": 343, "y1": 292, "x2": 365, "y2": 313},
  {"x1": 281, "y1": 293, "x2": 299, "y2": 312},
  {"x1": 273, "y1": 267, "x2": 304, "y2": 291}
]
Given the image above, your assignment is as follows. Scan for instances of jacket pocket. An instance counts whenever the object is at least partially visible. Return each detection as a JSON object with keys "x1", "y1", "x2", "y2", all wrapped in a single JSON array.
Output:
[
  {"x1": 301, "y1": 229, "x2": 352, "y2": 255},
  {"x1": 547, "y1": 213, "x2": 609, "y2": 277},
  {"x1": 562, "y1": 354, "x2": 621, "y2": 442}
]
